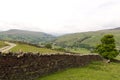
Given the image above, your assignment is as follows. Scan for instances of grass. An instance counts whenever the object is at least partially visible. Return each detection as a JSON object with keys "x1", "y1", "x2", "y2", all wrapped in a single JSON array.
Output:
[
  {"x1": 10, "y1": 43, "x2": 62, "y2": 54},
  {"x1": 68, "y1": 48, "x2": 90, "y2": 54},
  {"x1": 36, "y1": 61, "x2": 120, "y2": 80},
  {"x1": 54, "y1": 46, "x2": 91, "y2": 54},
  {"x1": 115, "y1": 55, "x2": 120, "y2": 60},
  {"x1": 0, "y1": 41, "x2": 8, "y2": 48}
]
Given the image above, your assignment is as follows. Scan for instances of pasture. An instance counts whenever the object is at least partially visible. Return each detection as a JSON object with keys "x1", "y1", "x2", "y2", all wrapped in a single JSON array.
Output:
[
  {"x1": 10, "y1": 43, "x2": 62, "y2": 54},
  {"x1": 36, "y1": 56, "x2": 120, "y2": 80}
]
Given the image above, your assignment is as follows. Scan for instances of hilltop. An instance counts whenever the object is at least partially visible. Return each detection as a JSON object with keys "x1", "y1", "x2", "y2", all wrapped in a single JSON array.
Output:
[{"x1": 0, "y1": 29, "x2": 55, "y2": 44}]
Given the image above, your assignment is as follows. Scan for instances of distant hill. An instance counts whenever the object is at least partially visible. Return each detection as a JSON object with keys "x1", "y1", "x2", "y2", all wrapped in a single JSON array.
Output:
[
  {"x1": 0, "y1": 29, "x2": 55, "y2": 44},
  {"x1": 111, "y1": 27, "x2": 120, "y2": 30},
  {"x1": 1, "y1": 27, "x2": 120, "y2": 51},
  {"x1": 53, "y1": 27, "x2": 120, "y2": 50}
]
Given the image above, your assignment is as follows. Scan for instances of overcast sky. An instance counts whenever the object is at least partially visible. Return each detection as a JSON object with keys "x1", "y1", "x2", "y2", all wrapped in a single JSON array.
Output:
[{"x1": 0, "y1": 0, "x2": 120, "y2": 34}]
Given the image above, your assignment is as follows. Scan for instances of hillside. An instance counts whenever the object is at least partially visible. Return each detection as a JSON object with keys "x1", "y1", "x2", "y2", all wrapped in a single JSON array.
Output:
[
  {"x1": 1, "y1": 28, "x2": 120, "y2": 53},
  {"x1": 0, "y1": 29, "x2": 55, "y2": 44},
  {"x1": 9, "y1": 42, "x2": 62, "y2": 54},
  {"x1": 54, "y1": 27, "x2": 120, "y2": 50}
]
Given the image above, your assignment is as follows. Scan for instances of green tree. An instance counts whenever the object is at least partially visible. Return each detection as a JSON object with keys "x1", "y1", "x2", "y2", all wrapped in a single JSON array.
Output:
[
  {"x1": 45, "y1": 43, "x2": 52, "y2": 49},
  {"x1": 95, "y1": 34, "x2": 119, "y2": 60}
]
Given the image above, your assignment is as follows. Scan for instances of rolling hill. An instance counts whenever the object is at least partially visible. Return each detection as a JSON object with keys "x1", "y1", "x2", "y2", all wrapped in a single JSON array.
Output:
[
  {"x1": 0, "y1": 29, "x2": 55, "y2": 44},
  {"x1": 9, "y1": 42, "x2": 62, "y2": 54},
  {"x1": 53, "y1": 27, "x2": 120, "y2": 50},
  {"x1": 1, "y1": 27, "x2": 120, "y2": 53}
]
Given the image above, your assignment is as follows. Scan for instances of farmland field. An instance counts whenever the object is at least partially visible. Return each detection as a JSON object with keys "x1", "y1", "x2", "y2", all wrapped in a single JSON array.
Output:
[
  {"x1": 68, "y1": 48, "x2": 90, "y2": 54},
  {"x1": 36, "y1": 56, "x2": 120, "y2": 80},
  {"x1": 10, "y1": 43, "x2": 62, "y2": 54}
]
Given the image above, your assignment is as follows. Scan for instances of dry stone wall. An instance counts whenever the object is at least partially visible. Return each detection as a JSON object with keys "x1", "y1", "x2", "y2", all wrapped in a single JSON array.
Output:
[{"x1": 0, "y1": 52, "x2": 102, "y2": 80}]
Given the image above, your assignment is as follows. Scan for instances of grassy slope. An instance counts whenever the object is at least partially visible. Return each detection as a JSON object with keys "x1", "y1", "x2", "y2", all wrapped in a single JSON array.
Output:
[
  {"x1": 10, "y1": 43, "x2": 61, "y2": 54},
  {"x1": 68, "y1": 48, "x2": 90, "y2": 54},
  {"x1": 36, "y1": 60, "x2": 120, "y2": 80},
  {"x1": 54, "y1": 29, "x2": 120, "y2": 49},
  {"x1": 0, "y1": 41, "x2": 8, "y2": 48}
]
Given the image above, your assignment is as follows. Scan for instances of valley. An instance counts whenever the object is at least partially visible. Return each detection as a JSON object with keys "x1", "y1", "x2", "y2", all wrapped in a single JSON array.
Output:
[
  {"x1": 1, "y1": 28, "x2": 120, "y2": 54},
  {"x1": 0, "y1": 28, "x2": 120, "y2": 80},
  {"x1": 0, "y1": 0, "x2": 120, "y2": 80}
]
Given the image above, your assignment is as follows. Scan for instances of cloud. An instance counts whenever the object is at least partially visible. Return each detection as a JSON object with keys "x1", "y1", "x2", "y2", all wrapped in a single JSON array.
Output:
[
  {"x1": 0, "y1": 0, "x2": 119, "y2": 34},
  {"x1": 97, "y1": 0, "x2": 119, "y2": 9}
]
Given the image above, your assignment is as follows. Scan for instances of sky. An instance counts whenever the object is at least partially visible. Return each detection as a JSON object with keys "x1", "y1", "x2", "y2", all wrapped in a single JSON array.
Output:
[{"x1": 0, "y1": 0, "x2": 120, "y2": 34}]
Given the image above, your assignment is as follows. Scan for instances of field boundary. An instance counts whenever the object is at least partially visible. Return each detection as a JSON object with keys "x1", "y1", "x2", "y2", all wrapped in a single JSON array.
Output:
[{"x1": 0, "y1": 52, "x2": 102, "y2": 80}]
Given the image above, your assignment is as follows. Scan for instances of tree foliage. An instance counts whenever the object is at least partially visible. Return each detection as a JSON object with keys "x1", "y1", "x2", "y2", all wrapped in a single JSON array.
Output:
[
  {"x1": 45, "y1": 44, "x2": 52, "y2": 49},
  {"x1": 95, "y1": 34, "x2": 119, "y2": 60}
]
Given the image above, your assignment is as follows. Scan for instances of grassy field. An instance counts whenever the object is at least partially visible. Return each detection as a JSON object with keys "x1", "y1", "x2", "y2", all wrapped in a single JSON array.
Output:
[
  {"x1": 68, "y1": 48, "x2": 90, "y2": 54},
  {"x1": 0, "y1": 41, "x2": 8, "y2": 48},
  {"x1": 10, "y1": 43, "x2": 62, "y2": 54},
  {"x1": 54, "y1": 45, "x2": 90, "y2": 54},
  {"x1": 36, "y1": 61, "x2": 120, "y2": 80}
]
